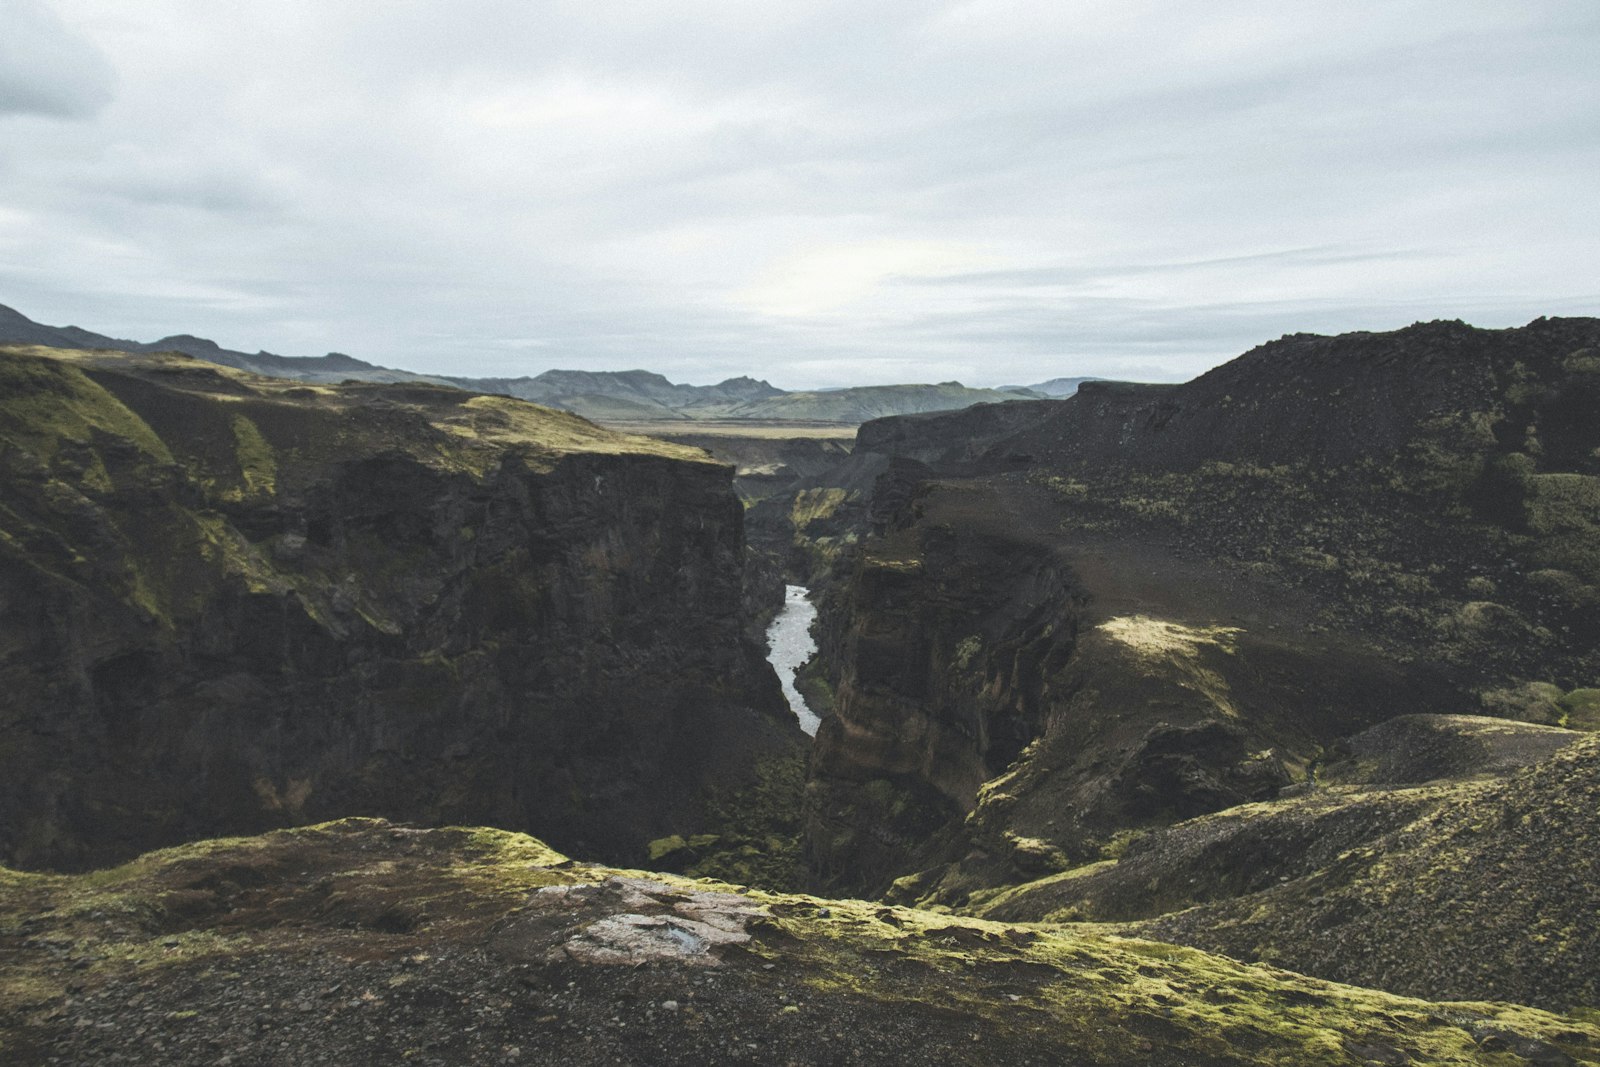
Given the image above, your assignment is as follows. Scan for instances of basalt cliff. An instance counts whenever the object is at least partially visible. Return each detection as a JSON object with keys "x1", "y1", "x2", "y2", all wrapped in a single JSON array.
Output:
[
  {"x1": 0, "y1": 344, "x2": 802, "y2": 872},
  {"x1": 781, "y1": 317, "x2": 1600, "y2": 1013}
]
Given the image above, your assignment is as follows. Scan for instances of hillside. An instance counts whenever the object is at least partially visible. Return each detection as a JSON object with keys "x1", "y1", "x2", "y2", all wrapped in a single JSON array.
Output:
[
  {"x1": 721, "y1": 383, "x2": 1041, "y2": 423},
  {"x1": 0, "y1": 303, "x2": 454, "y2": 386},
  {"x1": 1137, "y1": 732, "x2": 1600, "y2": 1011},
  {"x1": 1003, "y1": 376, "x2": 1103, "y2": 397},
  {"x1": 0, "y1": 304, "x2": 1053, "y2": 427},
  {"x1": 748, "y1": 317, "x2": 1600, "y2": 1012},
  {"x1": 0, "y1": 343, "x2": 802, "y2": 872}
]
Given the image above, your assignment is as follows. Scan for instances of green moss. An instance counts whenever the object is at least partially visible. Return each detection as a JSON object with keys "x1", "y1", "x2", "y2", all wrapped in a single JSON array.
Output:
[
  {"x1": 227, "y1": 413, "x2": 276, "y2": 500},
  {"x1": 790, "y1": 487, "x2": 850, "y2": 529},
  {"x1": 793, "y1": 657, "x2": 836, "y2": 717},
  {"x1": 0, "y1": 350, "x2": 173, "y2": 468},
  {"x1": 1561, "y1": 688, "x2": 1600, "y2": 731},
  {"x1": 455, "y1": 825, "x2": 570, "y2": 869},
  {"x1": 1526, "y1": 473, "x2": 1600, "y2": 582},
  {"x1": 1562, "y1": 349, "x2": 1600, "y2": 376},
  {"x1": 952, "y1": 634, "x2": 982, "y2": 670},
  {"x1": 8, "y1": 819, "x2": 1600, "y2": 1065},
  {"x1": 762, "y1": 891, "x2": 1598, "y2": 1066},
  {"x1": 1481, "y1": 681, "x2": 1571, "y2": 726},
  {"x1": 647, "y1": 834, "x2": 689, "y2": 861},
  {"x1": 432, "y1": 394, "x2": 712, "y2": 473}
]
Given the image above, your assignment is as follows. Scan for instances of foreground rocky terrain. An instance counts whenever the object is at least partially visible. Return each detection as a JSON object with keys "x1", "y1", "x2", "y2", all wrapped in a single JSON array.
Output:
[
  {"x1": 0, "y1": 344, "x2": 802, "y2": 872},
  {"x1": 4, "y1": 818, "x2": 1599, "y2": 1066}
]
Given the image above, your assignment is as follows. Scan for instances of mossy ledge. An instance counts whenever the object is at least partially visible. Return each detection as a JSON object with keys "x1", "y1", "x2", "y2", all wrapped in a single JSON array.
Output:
[{"x1": 3, "y1": 817, "x2": 1598, "y2": 1065}]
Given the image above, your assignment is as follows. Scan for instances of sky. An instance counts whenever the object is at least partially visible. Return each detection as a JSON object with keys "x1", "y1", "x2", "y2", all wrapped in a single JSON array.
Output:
[{"x1": 1, "y1": 1, "x2": 1596, "y2": 389}]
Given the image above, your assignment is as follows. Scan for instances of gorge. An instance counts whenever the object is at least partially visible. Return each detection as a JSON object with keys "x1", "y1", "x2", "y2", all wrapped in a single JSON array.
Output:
[
  {"x1": 4, "y1": 317, "x2": 1600, "y2": 1065},
  {"x1": 0, "y1": 343, "x2": 804, "y2": 873}
]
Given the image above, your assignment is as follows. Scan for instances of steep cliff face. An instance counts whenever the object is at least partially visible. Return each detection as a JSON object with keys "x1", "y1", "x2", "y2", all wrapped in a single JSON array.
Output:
[
  {"x1": 804, "y1": 481, "x2": 1084, "y2": 890},
  {"x1": 805, "y1": 475, "x2": 1462, "y2": 897},
  {"x1": 801, "y1": 317, "x2": 1600, "y2": 898},
  {"x1": 0, "y1": 346, "x2": 801, "y2": 871}
]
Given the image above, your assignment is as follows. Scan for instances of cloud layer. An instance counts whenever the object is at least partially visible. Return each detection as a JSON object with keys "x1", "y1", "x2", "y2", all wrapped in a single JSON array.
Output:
[{"x1": 2, "y1": 1, "x2": 1596, "y2": 386}]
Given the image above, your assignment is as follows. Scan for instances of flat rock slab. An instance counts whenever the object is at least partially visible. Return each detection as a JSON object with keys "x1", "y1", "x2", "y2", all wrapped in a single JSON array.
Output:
[{"x1": 494, "y1": 877, "x2": 768, "y2": 967}]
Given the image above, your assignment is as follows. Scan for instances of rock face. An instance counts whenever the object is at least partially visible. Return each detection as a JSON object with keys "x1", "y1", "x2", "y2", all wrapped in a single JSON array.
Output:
[
  {"x1": 798, "y1": 317, "x2": 1600, "y2": 902},
  {"x1": 974, "y1": 716, "x2": 1586, "y2": 928},
  {"x1": 0, "y1": 345, "x2": 802, "y2": 871},
  {"x1": 803, "y1": 481, "x2": 1087, "y2": 891},
  {"x1": 1139, "y1": 733, "x2": 1600, "y2": 1012},
  {"x1": 7, "y1": 817, "x2": 1600, "y2": 1066}
]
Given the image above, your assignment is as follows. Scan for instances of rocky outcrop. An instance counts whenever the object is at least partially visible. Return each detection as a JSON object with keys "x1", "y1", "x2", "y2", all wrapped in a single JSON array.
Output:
[
  {"x1": 799, "y1": 317, "x2": 1600, "y2": 899},
  {"x1": 804, "y1": 480, "x2": 1084, "y2": 892},
  {"x1": 1139, "y1": 733, "x2": 1600, "y2": 1012},
  {"x1": 972, "y1": 715, "x2": 1585, "y2": 927},
  {"x1": 0, "y1": 345, "x2": 802, "y2": 871},
  {"x1": 6, "y1": 817, "x2": 1599, "y2": 1066}
]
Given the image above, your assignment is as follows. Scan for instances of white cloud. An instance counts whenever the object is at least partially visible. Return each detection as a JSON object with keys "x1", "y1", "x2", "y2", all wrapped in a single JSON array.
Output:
[
  {"x1": 0, "y1": 0, "x2": 1596, "y2": 387},
  {"x1": 737, "y1": 240, "x2": 993, "y2": 317}
]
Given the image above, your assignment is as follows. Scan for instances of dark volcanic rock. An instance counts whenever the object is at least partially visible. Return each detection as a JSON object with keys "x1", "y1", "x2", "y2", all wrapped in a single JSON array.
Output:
[
  {"x1": 801, "y1": 480, "x2": 1083, "y2": 892},
  {"x1": 972, "y1": 716, "x2": 1584, "y2": 928},
  {"x1": 5, "y1": 818, "x2": 1598, "y2": 1066},
  {"x1": 798, "y1": 317, "x2": 1600, "y2": 903},
  {"x1": 1140, "y1": 734, "x2": 1600, "y2": 1012},
  {"x1": 0, "y1": 345, "x2": 801, "y2": 872}
]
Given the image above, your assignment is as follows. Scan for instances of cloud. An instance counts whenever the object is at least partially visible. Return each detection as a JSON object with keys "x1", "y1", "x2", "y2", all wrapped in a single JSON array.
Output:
[
  {"x1": 0, "y1": 1, "x2": 116, "y2": 120},
  {"x1": 736, "y1": 240, "x2": 992, "y2": 317},
  {"x1": 1, "y1": 0, "x2": 1596, "y2": 388}
]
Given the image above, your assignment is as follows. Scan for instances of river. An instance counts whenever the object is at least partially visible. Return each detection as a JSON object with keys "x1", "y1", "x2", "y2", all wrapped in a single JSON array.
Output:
[{"x1": 765, "y1": 584, "x2": 821, "y2": 736}]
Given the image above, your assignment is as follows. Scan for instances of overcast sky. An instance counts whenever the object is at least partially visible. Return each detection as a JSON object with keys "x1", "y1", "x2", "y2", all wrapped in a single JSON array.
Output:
[{"x1": 2, "y1": 1, "x2": 1596, "y2": 388}]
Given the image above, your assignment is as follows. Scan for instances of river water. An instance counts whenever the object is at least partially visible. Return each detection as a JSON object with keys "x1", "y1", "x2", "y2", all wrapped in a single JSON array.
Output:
[{"x1": 765, "y1": 584, "x2": 821, "y2": 735}]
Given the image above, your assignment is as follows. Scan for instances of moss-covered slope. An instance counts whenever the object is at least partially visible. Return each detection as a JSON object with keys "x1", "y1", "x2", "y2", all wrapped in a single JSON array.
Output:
[
  {"x1": 966, "y1": 715, "x2": 1583, "y2": 930},
  {"x1": 4, "y1": 818, "x2": 1598, "y2": 1066},
  {"x1": 1135, "y1": 733, "x2": 1600, "y2": 1013},
  {"x1": 0, "y1": 345, "x2": 801, "y2": 872}
]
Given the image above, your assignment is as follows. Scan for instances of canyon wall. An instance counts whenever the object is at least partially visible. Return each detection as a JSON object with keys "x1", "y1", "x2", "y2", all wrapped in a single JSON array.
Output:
[
  {"x1": 0, "y1": 346, "x2": 802, "y2": 871},
  {"x1": 801, "y1": 317, "x2": 1600, "y2": 897}
]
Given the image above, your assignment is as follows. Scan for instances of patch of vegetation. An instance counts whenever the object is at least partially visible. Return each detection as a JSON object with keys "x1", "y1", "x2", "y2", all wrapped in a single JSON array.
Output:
[
  {"x1": 647, "y1": 757, "x2": 809, "y2": 892},
  {"x1": 1559, "y1": 688, "x2": 1600, "y2": 731},
  {"x1": 226, "y1": 413, "x2": 276, "y2": 500},
  {"x1": 789, "y1": 487, "x2": 850, "y2": 529}
]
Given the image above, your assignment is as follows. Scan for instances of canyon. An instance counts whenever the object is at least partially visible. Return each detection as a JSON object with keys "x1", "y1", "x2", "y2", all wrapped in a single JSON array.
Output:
[
  {"x1": 3, "y1": 316, "x2": 1600, "y2": 1064},
  {"x1": 0, "y1": 344, "x2": 803, "y2": 873}
]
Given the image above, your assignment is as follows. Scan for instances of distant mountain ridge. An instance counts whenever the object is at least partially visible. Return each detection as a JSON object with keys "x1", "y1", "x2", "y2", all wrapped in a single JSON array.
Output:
[
  {"x1": 1006, "y1": 375, "x2": 1102, "y2": 397},
  {"x1": 0, "y1": 302, "x2": 1061, "y2": 424},
  {"x1": 0, "y1": 302, "x2": 451, "y2": 386}
]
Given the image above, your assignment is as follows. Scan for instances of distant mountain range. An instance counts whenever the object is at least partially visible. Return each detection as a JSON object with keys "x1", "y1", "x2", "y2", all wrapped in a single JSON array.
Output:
[
  {"x1": 1012, "y1": 376, "x2": 1101, "y2": 397},
  {"x1": 0, "y1": 302, "x2": 1084, "y2": 425}
]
